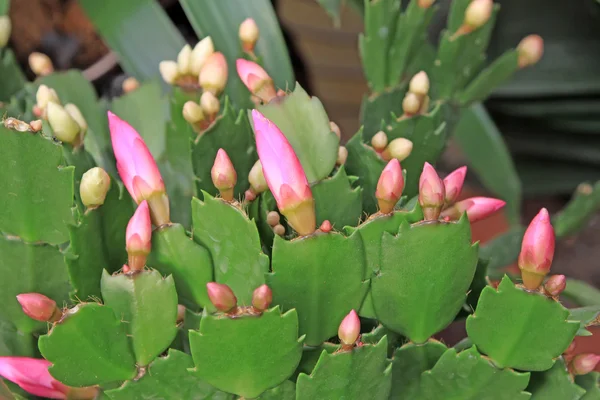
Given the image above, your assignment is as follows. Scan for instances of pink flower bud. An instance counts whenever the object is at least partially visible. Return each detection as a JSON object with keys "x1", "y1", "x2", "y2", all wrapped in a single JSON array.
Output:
[
  {"x1": 320, "y1": 220, "x2": 332, "y2": 233},
  {"x1": 252, "y1": 284, "x2": 273, "y2": 311},
  {"x1": 0, "y1": 357, "x2": 75, "y2": 399},
  {"x1": 16, "y1": 293, "x2": 60, "y2": 322},
  {"x1": 239, "y1": 18, "x2": 259, "y2": 53},
  {"x1": 544, "y1": 274, "x2": 566, "y2": 297},
  {"x1": 519, "y1": 208, "x2": 555, "y2": 290},
  {"x1": 440, "y1": 197, "x2": 505, "y2": 223},
  {"x1": 443, "y1": 166, "x2": 467, "y2": 206},
  {"x1": 211, "y1": 149, "x2": 237, "y2": 201},
  {"x1": 236, "y1": 59, "x2": 277, "y2": 103},
  {"x1": 252, "y1": 110, "x2": 316, "y2": 236},
  {"x1": 376, "y1": 159, "x2": 404, "y2": 214},
  {"x1": 108, "y1": 111, "x2": 170, "y2": 225},
  {"x1": 338, "y1": 310, "x2": 360, "y2": 346},
  {"x1": 419, "y1": 162, "x2": 445, "y2": 221},
  {"x1": 199, "y1": 52, "x2": 228, "y2": 96},
  {"x1": 517, "y1": 34, "x2": 544, "y2": 68},
  {"x1": 126, "y1": 200, "x2": 152, "y2": 271},
  {"x1": 571, "y1": 353, "x2": 600, "y2": 375},
  {"x1": 206, "y1": 282, "x2": 237, "y2": 313}
]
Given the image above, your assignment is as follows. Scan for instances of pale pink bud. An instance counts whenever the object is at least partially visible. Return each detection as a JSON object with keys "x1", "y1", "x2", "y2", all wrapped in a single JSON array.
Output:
[
  {"x1": 252, "y1": 110, "x2": 316, "y2": 236},
  {"x1": 206, "y1": 282, "x2": 237, "y2": 313},
  {"x1": 122, "y1": 77, "x2": 140, "y2": 93},
  {"x1": 266, "y1": 211, "x2": 280, "y2": 227},
  {"x1": 402, "y1": 92, "x2": 421, "y2": 115},
  {"x1": 464, "y1": 0, "x2": 493, "y2": 30},
  {"x1": 239, "y1": 18, "x2": 259, "y2": 53},
  {"x1": 376, "y1": 159, "x2": 404, "y2": 214},
  {"x1": 176, "y1": 304, "x2": 186, "y2": 324},
  {"x1": 211, "y1": 149, "x2": 237, "y2": 201},
  {"x1": 126, "y1": 201, "x2": 152, "y2": 271},
  {"x1": 236, "y1": 59, "x2": 276, "y2": 103},
  {"x1": 273, "y1": 224, "x2": 285, "y2": 236},
  {"x1": 544, "y1": 274, "x2": 566, "y2": 297},
  {"x1": 443, "y1": 166, "x2": 467, "y2": 206},
  {"x1": 518, "y1": 34, "x2": 544, "y2": 68},
  {"x1": 571, "y1": 354, "x2": 600, "y2": 375},
  {"x1": 419, "y1": 162, "x2": 445, "y2": 221},
  {"x1": 440, "y1": 197, "x2": 505, "y2": 223},
  {"x1": 336, "y1": 146, "x2": 348, "y2": 165},
  {"x1": 320, "y1": 220, "x2": 332, "y2": 233},
  {"x1": 519, "y1": 208, "x2": 555, "y2": 290},
  {"x1": 28, "y1": 52, "x2": 53, "y2": 76},
  {"x1": 0, "y1": 357, "x2": 69, "y2": 399},
  {"x1": 371, "y1": 131, "x2": 388, "y2": 152},
  {"x1": 16, "y1": 293, "x2": 59, "y2": 322},
  {"x1": 338, "y1": 310, "x2": 360, "y2": 346},
  {"x1": 409, "y1": 71, "x2": 430, "y2": 96},
  {"x1": 252, "y1": 284, "x2": 272, "y2": 311},
  {"x1": 200, "y1": 91, "x2": 220, "y2": 118},
  {"x1": 108, "y1": 111, "x2": 169, "y2": 225},
  {"x1": 381, "y1": 138, "x2": 413, "y2": 162},
  {"x1": 199, "y1": 52, "x2": 228, "y2": 95}
]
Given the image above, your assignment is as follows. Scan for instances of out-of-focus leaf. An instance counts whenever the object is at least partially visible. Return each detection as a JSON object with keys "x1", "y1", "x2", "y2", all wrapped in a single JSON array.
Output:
[
  {"x1": 562, "y1": 279, "x2": 600, "y2": 307},
  {"x1": 553, "y1": 181, "x2": 600, "y2": 238},
  {"x1": 316, "y1": 0, "x2": 342, "y2": 26},
  {"x1": 0, "y1": 50, "x2": 26, "y2": 101}
]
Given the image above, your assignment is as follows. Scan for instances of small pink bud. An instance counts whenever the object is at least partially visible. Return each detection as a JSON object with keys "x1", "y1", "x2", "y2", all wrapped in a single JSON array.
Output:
[
  {"x1": 376, "y1": 159, "x2": 404, "y2": 214},
  {"x1": 571, "y1": 354, "x2": 600, "y2": 375},
  {"x1": 199, "y1": 52, "x2": 228, "y2": 96},
  {"x1": 519, "y1": 208, "x2": 555, "y2": 290},
  {"x1": 239, "y1": 18, "x2": 259, "y2": 53},
  {"x1": 236, "y1": 59, "x2": 277, "y2": 103},
  {"x1": 371, "y1": 131, "x2": 388, "y2": 152},
  {"x1": 338, "y1": 310, "x2": 360, "y2": 346},
  {"x1": 126, "y1": 200, "x2": 152, "y2": 271},
  {"x1": 16, "y1": 293, "x2": 60, "y2": 322},
  {"x1": 409, "y1": 71, "x2": 430, "y2": 96},
  {"x1": 464, "y1": 0, "x2": 493, "y2": 30},
  {"x1": 252, "y1": 110, "x2": 316, "y2": 236},
  {"x1": 443, "y1": 166, "x2": 467, "y2": 206},
  {"x1": 440, "y1": 196, "x2": 505, "y2": 223},
  {"x1": 518, "y1": 34, "x2": 544, "y2": 68},
  {"x1": 419, "y1": 162, "x2": 445, "y2": 221},
  {"x1": 252, "y1": 284, "x2": 272, "y2": 311},
  {"x1": 211, "y1": 149, "x2": 237, "y2": 201},
  {"x1": 320, "y1": 220, "x2": 332, "y2": 233},
  {"x1": 245, "y1": 189, "x2": 257, "y2": 202},
  {"x1": 544, "y1": 274, "x2": 566, "y2": 297},
  {"x1": 206, "y1": 282, "x2": 237, "y2": 313}
]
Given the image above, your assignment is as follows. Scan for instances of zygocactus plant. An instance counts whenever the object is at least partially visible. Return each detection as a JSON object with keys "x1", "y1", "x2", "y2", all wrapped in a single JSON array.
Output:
[{"x1": 0, "y1": 0, "x2": 598, "y2": 399}]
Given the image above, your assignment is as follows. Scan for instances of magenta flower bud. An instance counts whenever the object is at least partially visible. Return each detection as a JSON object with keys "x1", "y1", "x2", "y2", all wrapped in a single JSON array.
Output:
[
  {"x1": 236, "y1": 59, "x2": 277, "y2": 103},
  {"x1": 252, "y1": 110, "x2": 316, "y2": 236},
  {"x1": 443, "y1": 166, "x2": 467, "y2": 206},
  {"x1": 251, "y1": 284, "x2": 273, "y2": 311},
  {"x1": 519, "y1": 208, "x2": 555, "y2": 290},
  {"x1": 338, "y1": 310, "x2": 360, "y2": 346},
  {"x1": 211, "y1": 149, "x2": 237, "y2": 202},
  {"x1": 126, "y1": 200, "x2": 152, "y2": 272},
  {"x1": 199, "y1": 52, "x2": 228, "y2": 96},
  {"x1": 16, "y1": 293, "x2": 60, "y2": 322},
  {"x1": 419, "y1": 162, "x2": 445, "y2": 221},
  {"x1": 376, "y1": 159, "x2": 404, "y2": 214},
  {"x1": 571, "y1": 353, "x2": 600, "y2": 375},
  {"x1": 206, "y1": 282, "x2": 237, "y2": 313},
  {"x1": 108, "y1": 111, "x2": 170, "y2": 226},
  {"x1": 544, "y1": 274, "x2": 566, "y2": 297},
  {"x1": 320, "y1": 220, "x2": 332, "y2": 233},
  {"x1": 440, "y1": 197, "x2": 505, "y2": 223}
]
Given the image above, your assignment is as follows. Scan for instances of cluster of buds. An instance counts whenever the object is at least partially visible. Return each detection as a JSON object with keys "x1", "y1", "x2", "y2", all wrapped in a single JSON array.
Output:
[
  {"x1": 205, "y1": 282, "x2": 273, "y2": 315},
  {"x1": 266, "y1": 211, "x2": 285, "y2": 237},
  {"x1": 34, "y1": 85, "x2": 87, "y2": 146},
  {"x1": 338, "y1": 310, "x2": 361, "y2": 351},
  {"x1": 79, "y1": 167, "x2": 111, "y2": 209},
  {"x1": 0, "y1": 15, "x2": 11, "y2": 48},
  {"x1": 419, "y1": 163, "x2": 505, "y2": 222},
  {"x1": 374, "y1": 132, "x2": 413, "y2": 163},
  {"x1": 125, "y1": 200, "x2": 152, "y2": 272},
  {"x1": 518, "y1": 208, "x2": 555, "y2": 290},
  {"x1": 239, "y1": 18, "x2": 259, "y2": 55},
  {"x1": 375, "y1": 159, "x2": 405, "y2": 214},
  {"x1": 236, "y1": 59, "x2": 277, "y2": 104},
  {"x1": 402, "y1": 71, "x2": 430, "y2": 117},
  {"x1": 182, "y1": 91, "x2": 221, "y2": 132},
  {"x1": 211, "y1": 149, "x2": 237, "y2": 202},
  {"x1": 29, "y1": 52, "x2": 54, "y2": 76}
]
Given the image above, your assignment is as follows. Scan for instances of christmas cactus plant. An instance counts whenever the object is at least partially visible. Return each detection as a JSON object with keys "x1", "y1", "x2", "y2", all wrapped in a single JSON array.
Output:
[{"x1": 0, "y1": 0, "x2": 598, "y2": 399}]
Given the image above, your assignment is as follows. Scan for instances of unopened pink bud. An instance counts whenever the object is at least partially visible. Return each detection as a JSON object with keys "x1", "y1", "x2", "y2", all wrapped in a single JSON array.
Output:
[
  {"x1": 236, "y1": 59, "x2": 276, "y2": 103},
  {"x1": 0, "y1": 357, "x2": 68, "y2": 399},
  {"x1": 376, "y1": 159, "x2": 404, "y2": 214},
  {"x1": 419, "y1": 162, "x2": 445, "y2": 221},
  {"x1": 440, "y1": 196, "x2": 505, "y2": 223},
  {"x1": 320, "y1": 220, "x2": 332, "y2": 233},
  {"x1": 338, "y1": 310, "x2": 360, "y2": 346},
  {"x1": 519, "y1": 208, "x2": 555, "y2": 290},
  {"x1": 199, "y1": 52, "x2": 228, "y2": 96},
  {"x1": 544, "y1": 274, "x2": 566, "y2": 297},
  {"x1": 571, "y1": 354, "x2": 600, "y2": 375},
  {"x1": 16, "y1": 293, "x2": 60, "y2": 322},
  {"x1": 206, "y1": 282, "x2": 237, "y2": 313},
  {"x1": 518, "y1": 34, "x2": 544, "y2": 68},
  {"x1": 252, "y1": 284, "x2": 272, "y2": 311},
  {"x1": 443, "y1": 166, "x2": 467, "y2": 206},
  {"x1": 211, "y1": 149, "x2": 237, "y2": 201},
  {"x1": 126, "y1": 200, "x2": 152, "y2": 271}
]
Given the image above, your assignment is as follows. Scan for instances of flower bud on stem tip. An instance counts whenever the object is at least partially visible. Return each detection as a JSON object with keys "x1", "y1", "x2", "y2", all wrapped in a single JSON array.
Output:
[
  {"x1": 206, "y1": 282, "x2": 237, "y2": 313},
  {"x1": 16, "y1": 293, "x2": 61, "y2": 322},
  {"x1": 330, "y1": 121, "x2": 341, "y2": 139},
  {"x1": 519, "y1": 208, "x2": 555, "y2": 290},
  {"x1": 266, "y1": 211, "x2": 280, "y2": 227},
  {"x1": 402, "y1": 92, "x2": 421, "y2": 116},
  {"x1": 338, "y1": 310, "x2": 360, "y2": 347},
  {"x1": 443, "y1": 166, "x2": 467, "y2": 206},
  {"x1": 376, "y1": 159, "x2": 404, "y2": 214},
  {"x1": 200, "y1": 52, "x2": 228, "y2": 95},
  {"x1": 409, "y1": 71, "x2": 430, "y2": 96},
  {"x1": 28, "y1": 52, "x2": 54, "y2": 76},
  {"x1": 570, "y1": 354, "x2": 600, "y2": 375},
  {"x1": 249, "y1": 160, "x2": 268, "y2": 194},
  {"x1": 211, "y1": 149, "x2": 237, "y2": 201},
  {"x1": 544, "y1": 274, "x2": 566, "y2": 297},
  {"x1": 381, "y1": 138, "x2": 413, "y2": 162},
  {"x1": 47, "y1": 102, "x2": 81, "y2": 145},
  {"x1": 236, "y1": 59, "x2": 277, "y2": 103},
  {"x1": 122, "y1": 77, "x2": 140, "y2": 93},
  {"x1": 463, "y1": 0, "x2": 493, "y2": 31},
  {"x1": 371, "y1": 131, "x2": 388, "y2": 152},
  {"x1": 126, "y1": 201, "x2": 152, "y2": 272},
  {"x1": 200, "y1": 91, "x2": 220, "y2": 119},
  {"x1": 517, "y1": 34, "x2": 544, "y2": 68},
  {"x1": 191, "y1": 37, "x2": 214, "y2": 75},
  {"x1": 183, "y1": 101, "x2": 204, "y2": 125},
  {"x1": 273, "y1": 224, "x2": 286, "y2": 236},
  {"x1": 419, "y1": 163, "x2": 445, "y2": 221},
  {"x1": 337, "y1": 146, "x2": 348, "y2": 165},
  {"x1": 80, "y1": 167, "x2": 111, "y2": 208},
  {"x1": 239, "y1": 18, "x2": 259, "y2": 54},
  {"x1": 320, "y1": 220, "x2": 332, "y2": 233},
  {"x1": 252, "y1": 284, "x2": 272, "y2": 312},
  {"x1": 440, "y1": 197, "x2": 505, "y2": 223},
  {"x1": 159, "y1": 61, "x2": 179, "y2": 85}
]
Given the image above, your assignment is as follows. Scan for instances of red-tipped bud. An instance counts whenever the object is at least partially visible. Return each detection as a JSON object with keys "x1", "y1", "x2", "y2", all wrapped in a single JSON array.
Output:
[
  {"x1": 519, "y1": 208, "x2": 555, "y2": 290},
  {"x1": 571, "y1": 354, "x2": 600, "y2": 375},
  {"x1": 206, "y1": 282, "x2": 237, "y2": 313},
  {"x1": 211, "y1": 149, "x2": 237, "y2": 201},
  {"x1": 443, "y1": 166, "x2": 467, "y2": 206},
  {"x1": 376, "y1": 159, "x2": 404, "y2": 214},
  {"x1": 320, "y1": 220, "x2": 332, "y2": 233},
  {"x1": 517, "y1": 34, "x2": 544, "y2": 68},
  {"x1": 544, "y1": 274, "x2": 566, "y2": 297},
  {"x1": 16, "y1": 293, "x2": 60, "y2": 322},
  {"x1": 199, "y1": 52, "x2": 228, "y2": 96},
  {"x1": 464, "y1": 0, "x2": 493, "y2": 30},
  {"x1": 252, "y1": 284, "x2": 272, "y2": 311},
  {"x1": 236, "y1": 59, "x2": 276, "y2": 103},
  {"x1": 126, "y1": 200, "x2": 152, "y2": 272},
  {"x1": 419, "y1": 162, "x2": 445, "y2": 221},
  {"x1": 239, "y1": 18, "x2": 259, "y2": 53},
  {"x1": 440, "y1": 196, "x2": 505, "y2": 223},
  {"x1": 338, "y1": 310, "x2": 360, "y2": 346}
]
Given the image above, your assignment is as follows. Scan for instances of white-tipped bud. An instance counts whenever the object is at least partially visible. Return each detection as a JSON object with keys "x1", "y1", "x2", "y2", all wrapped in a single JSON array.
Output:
[
  {"x1": 28, "y1": 52, "x2": 54, "y2": 76},
  {"x1": 382, "y1": 138, "x2": 413, "y2": 162},
  {"x1": 159, "y1": 61, "x2": 179, "y2": 85},
  {"x1": 239, "y1": 18, "x2": 259, "y2": 53},
  {"x1": 409, "y1": 71, "x2": 430, "y2": 96},
  {"x1": 371, "y1": 131, "x2": 388, "y2": 152},
  {"x1": 191, "y1": 37, "x2": 215, "y2": 75},
  {"x1": 249, "y1": 160, "x2": 268, "y2": 194},
  {"x1": 47, "y1": 102, "x2": 81, "y2": 144},
  {"x1": 177, "y1": 44, "x2": 193, "y2": 75},
  {"x1": 183, "y1": 101, "x2": 204, "y2": 124},
  {"x1": 35, "y1": 85, "x2": 60, "y2": 110},
  {"x1": 464, "y1": 0, "x2": 493, "y2": 30},
  {"x1": 337, "y1": 146, "x2": 348, "y2": 165},
  {"x1": 402, "y1": 92, "x2": 421, "y2": 115},
  {"x1": 80, "y1": 167, "x2": 111, "y2": 208},
  {"x1": 64, "y1": 104, "x2": 88, "y2": 132},
  {"x1": 0, "y1": 16, "x2": 11, "y2": 48},
  {"x1": 200, "y1": 91, "x2": 220, "y2": 117},
  {"x1": 122, "y1": 77, "x2": 140, "y2": 93},
  {"x1": 330, "y1": 121, "x2": 341, "y2": 139}
]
